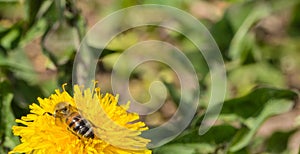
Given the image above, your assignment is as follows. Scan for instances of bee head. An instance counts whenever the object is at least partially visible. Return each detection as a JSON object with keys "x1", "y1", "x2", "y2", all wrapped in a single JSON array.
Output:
[{"x1": 54, "y1": 102, "x2": 71, "y2": 117}]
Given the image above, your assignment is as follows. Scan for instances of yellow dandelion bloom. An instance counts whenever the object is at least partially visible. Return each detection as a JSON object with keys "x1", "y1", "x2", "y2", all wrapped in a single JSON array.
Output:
[{"x1": 9, "y1": 84, "x2": 151, "y2": 154}]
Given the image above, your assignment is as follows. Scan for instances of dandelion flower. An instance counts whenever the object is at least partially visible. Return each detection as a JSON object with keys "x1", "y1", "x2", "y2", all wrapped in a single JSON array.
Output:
[{"x1": 10, "y1": 84, "x2": 151, "y2": 154}]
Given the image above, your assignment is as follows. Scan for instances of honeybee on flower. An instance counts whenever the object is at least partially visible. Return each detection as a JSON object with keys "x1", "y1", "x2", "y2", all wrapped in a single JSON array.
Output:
[{"x1": 9, "y1": 83, "x2": 151, "y2": 154}]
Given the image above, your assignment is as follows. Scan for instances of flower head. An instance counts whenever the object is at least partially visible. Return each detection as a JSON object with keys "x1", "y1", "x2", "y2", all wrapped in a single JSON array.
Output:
[{"x1": 10, "y1": 84, "x2": 151, "y2": 154}]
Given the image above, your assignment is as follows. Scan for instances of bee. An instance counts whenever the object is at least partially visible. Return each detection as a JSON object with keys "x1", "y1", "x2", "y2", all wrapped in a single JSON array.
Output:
[
  {"x1": 43, "y1": 90, "x2": 150, "y2": 150},
  {"x1": 45, "y1": 102, "x2": 95, "y2": 139}
]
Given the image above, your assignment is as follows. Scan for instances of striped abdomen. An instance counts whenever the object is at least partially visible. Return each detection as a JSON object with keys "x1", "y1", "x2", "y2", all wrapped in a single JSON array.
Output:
[{"x1": 66, "y1": 112, "x2": 95, "y2": 139}]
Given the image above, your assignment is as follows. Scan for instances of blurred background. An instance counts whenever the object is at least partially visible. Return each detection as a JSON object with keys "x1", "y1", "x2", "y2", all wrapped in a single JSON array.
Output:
[{"x1": 1, "y1": 0, "x2": 300, "y2": 153}]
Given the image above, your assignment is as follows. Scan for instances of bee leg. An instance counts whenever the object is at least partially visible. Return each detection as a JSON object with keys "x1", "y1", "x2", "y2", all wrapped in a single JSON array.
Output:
[{"x1": 67, "y1": 127, "x2": 81, "y2": 139}]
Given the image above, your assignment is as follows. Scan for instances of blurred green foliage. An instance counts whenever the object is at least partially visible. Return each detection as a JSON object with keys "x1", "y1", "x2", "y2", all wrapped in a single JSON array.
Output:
[{"x1": 0, "y1": 0, "x2": 300, "y2": 153}]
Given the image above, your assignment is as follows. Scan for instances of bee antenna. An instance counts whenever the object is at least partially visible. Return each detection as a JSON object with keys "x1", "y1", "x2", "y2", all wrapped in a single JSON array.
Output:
[{"x1": 43, "y1": 112, "x2": 54, "y2": 116}]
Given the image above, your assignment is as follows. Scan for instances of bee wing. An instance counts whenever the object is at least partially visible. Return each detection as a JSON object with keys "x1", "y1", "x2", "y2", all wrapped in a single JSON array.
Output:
[{"x1": 73, "y1": 85, "x2": 150, "y2": 150}]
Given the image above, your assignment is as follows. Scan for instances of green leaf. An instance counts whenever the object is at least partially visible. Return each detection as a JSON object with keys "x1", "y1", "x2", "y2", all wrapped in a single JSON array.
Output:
[
  {"x1": 163, "y1": 80, "x2": 180, "y2": 106},
  {"x1": 210, "y1": 13, "x2": 234, "y2": 55},
  {"x1": 0, "y1": 28, "x2": 21, "y2": 50},
  {"x1": 190, "y1": 87, "x2": 297, "y2": 131},
  {"x1": 228, "y1": 62, "x2": 286, "y2": 97},
  {"x1": 0, "y1": 81, "x2": 19, "y2": 153},
  {"x1": 143, "y1": 0, "x2": 184, "y2": 8},
  {"x1": 0, "y1": 2, "x2": 25, "y2": 21},
  {"x1": 20, "y1": 18, "x2": 48, "y2": 46},
  {"x1": 226, "y1": 1, "x2": 257, "y2": 32},
  {"x1": 0, "y1": 49, "x2": 38, "y2": 84},
  {"x1": 226, "y1": 0, "x2": 300, "y2": 64},
  {"x1": 185, "y1": 51, "x2": 209, "y2": 82},
  {"x1": 25, "y1": 0, "x2": 44, "y2": 27},
  {"x1": 221, "y1": 87, "x2": 297, "y2": 119},
  {"x1": 266, "y1": 130, "x2": 296, "y2": 153},
  {"x1": 10, "y1": 79, "x2": 44, "y2": 114},
  {"x1": 189, "y1": 88, "x2": 296, "y2": 152},
  {"x1": 42, "y1": 22, "x2": 76, "y2": 65},
  {"x1": 171, "y1": 125, "x2": 237, "y2": 144},
  {"x1": 106, "y1": 32, "x2": 139, "y2": 51},
  {"x1": 228, "y1": 4, "x2": 270, "y2": 62},
  {"x1": 153, "y1": 143, "x2": 215, "y2": 154},
  {"x1": 229, "y1": 99, "x2": 294, "y2": 152}
]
